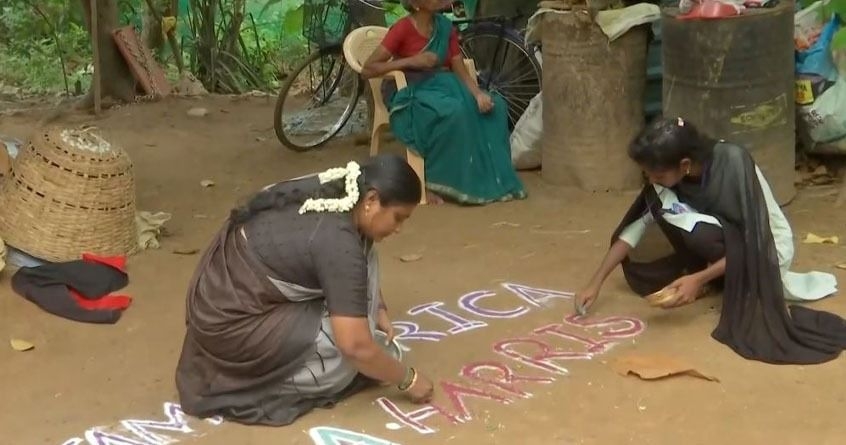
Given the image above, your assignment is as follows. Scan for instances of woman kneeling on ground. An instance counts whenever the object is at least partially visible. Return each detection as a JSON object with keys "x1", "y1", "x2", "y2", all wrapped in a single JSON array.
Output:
[
  {"x1": 361, "y1": 0, "x2": 526, "y2": 205},
  {"x1": 175, "y1": 154, "x2": 434, "y2": 426},
  {"x1": 574, "y1": 117, "x2": 846, "y2": 365}
]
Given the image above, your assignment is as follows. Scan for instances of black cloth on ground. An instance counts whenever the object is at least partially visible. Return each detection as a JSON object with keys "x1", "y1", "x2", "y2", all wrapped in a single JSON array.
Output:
[{"x1": 11, "y1": 256, "x2": 129, "y2": 324}]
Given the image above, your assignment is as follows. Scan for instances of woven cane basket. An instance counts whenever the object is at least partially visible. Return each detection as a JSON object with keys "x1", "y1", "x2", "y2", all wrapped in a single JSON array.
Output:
[{"x1": 0, "y1": 127, "x2": 137, "y2": 262}]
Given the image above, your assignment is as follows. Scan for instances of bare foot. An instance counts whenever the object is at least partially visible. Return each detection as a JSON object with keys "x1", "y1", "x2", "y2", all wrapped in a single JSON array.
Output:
[{"x1": 425, "y1": 190, "x2": 444, "y2": 205}]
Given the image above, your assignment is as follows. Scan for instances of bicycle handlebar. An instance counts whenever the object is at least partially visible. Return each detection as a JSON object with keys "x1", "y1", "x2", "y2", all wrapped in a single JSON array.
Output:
[
  {"x1": 354, "y1": 0, "x2": 392, "y2": 9},
  {"x1": 354, "y1": 0, "x2": 448, "y2": 11},
  {"x1": 351, "y1": 0, "x2": 526, "y2": 28}
]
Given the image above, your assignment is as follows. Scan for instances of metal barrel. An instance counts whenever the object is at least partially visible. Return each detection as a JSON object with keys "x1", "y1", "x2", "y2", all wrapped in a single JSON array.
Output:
[{"x1": 662, "y1": 4, "x2": 796, "y2": 204}]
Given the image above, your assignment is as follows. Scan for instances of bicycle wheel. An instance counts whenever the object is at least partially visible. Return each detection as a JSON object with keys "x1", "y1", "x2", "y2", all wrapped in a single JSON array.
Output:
[
  {"x1": 459, "y1": 23, "x2": 542, "y2": 129},
  {"x1": 274, "y1": 45, "x2": 362, "y2": 151}
]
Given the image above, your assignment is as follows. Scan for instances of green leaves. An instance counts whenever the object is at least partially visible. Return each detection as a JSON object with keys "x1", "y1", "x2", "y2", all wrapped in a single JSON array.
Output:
[
  {"x1": 282, "y1": 3, "x2": 303, "y2": 36},
  {"x1": 832, "y1": 27, "x2": 846, "y2": 50},
  {"x1": 829, "y1": 0, "x2": 846, "y2": 17},
  {"x1": 825, "y1": 0, "x2": 846, "y2": 50}
]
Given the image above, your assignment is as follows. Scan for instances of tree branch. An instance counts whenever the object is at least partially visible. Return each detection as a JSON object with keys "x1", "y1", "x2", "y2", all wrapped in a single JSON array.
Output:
[
  {"x1": 142, "y1": 0, "x2": 185, "y2": 72},
  {"x1": 28, "y1": 0, "x2": 71, "y2": 96}
]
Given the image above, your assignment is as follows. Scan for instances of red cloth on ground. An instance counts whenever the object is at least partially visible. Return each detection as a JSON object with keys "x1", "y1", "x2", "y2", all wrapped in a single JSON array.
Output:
[
  {"x1": 71, "y1": 253, "x2": 132, "y2": 311},
  {"x1": 82, "y1": 252, "x2": 127, "y2": 272},
  {"x1": 381, "y1": 16, "x2": 461, "y2": 66}
]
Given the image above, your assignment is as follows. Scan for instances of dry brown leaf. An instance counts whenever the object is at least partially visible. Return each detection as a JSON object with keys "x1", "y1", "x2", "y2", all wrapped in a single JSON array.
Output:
[
  {"x1": 10, "y1": 338, "x2": 34, "y2": 352},
  {"x1": 803, "y1": 233, "x2": 840, "y2": 245},
  {"x1": 399, "y1": 254, "x2": 423, "y2": 263},
  {"x1": 172, "y1": 248, "x2": 200, "y2": 255},
  {"x1": 612, "y1": 354, "x2": 719, "y2": 382}
]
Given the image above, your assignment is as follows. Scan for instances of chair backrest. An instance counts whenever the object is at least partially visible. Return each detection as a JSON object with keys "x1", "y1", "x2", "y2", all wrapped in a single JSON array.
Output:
[
  {"x1": 343, "y1": 25, "x2": 478, "y2": 86},
  {"x1": 343, "y1": 26, "x2": 389, "y2": 73}
]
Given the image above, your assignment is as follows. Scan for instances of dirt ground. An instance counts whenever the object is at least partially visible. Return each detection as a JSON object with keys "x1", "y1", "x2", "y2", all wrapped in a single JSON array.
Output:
[{"x1": 2, "y1": 96, "x2": 846, "y2": 445}]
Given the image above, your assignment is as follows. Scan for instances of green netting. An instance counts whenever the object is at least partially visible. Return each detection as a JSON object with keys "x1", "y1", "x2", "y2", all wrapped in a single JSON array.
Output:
[
  {"x1": 177, "y1": 0, "x2": 304, "y2": 43},
  {"x1": 303, "y1": 0, "x2": 349, "y2": 45},
  {"x1": 174, "y1": 0, "x2": 480, "y2": 44}
]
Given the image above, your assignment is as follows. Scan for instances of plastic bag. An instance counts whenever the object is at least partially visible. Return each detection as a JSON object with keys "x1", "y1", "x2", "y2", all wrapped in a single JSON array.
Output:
[
  {"x1": 796, "y1": 15, "x2": 840, "y2": 80},
  {"x1": 795, "y1": 0, "x2": 830, "y2": 50},
  {"x1": 510, "y1": 92, "x2": 543, "y2": 170},
  {"x1": 800, "y1": 74, "x2": 846, "y2": 144},
  {"x1": 799, "y1": 41, "x2": 846, "y2": 151}
]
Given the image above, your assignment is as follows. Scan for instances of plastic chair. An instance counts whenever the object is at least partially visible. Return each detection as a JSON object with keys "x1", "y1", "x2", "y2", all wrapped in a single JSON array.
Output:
[{"x1": 343, "y1": 25, "x2": 478, "y2": 205}]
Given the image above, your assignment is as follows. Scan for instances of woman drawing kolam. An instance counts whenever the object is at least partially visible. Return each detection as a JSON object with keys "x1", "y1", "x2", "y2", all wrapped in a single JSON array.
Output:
[
  {"x1": 573, "y1": 117, "x2": 846, "y2": 364},
  {"x1": 361, "y1": 0, "x2": 526, "y2": 205},
  {"x1": 175, "y1": 154, "x2": 434, "y2": 426}
]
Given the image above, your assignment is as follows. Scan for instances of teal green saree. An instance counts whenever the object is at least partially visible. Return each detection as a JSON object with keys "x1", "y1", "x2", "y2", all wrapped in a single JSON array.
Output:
[{"x1": 387, "y1": 14, "x2": 527, "y2": 205}]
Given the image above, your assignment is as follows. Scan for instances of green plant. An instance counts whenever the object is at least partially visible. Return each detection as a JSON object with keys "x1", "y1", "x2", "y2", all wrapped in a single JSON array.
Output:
[
  {"x1": 0, "y1": 0, "x2": 398, "y2": 95},
  {"x1": 0, "y1": 0, "x2": 92, "y2": 94},
  {"x1": 833, "y1": 27, "x2": 846, "y2": 51}
]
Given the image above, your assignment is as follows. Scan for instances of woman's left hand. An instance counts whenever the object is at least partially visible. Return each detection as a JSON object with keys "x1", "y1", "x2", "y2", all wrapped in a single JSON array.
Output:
[
  {"x1": 661, "y1": 274, "x2": 704, "y2": 309},
  {"x1": 475, "y1": 91, "x2": 494, "y2": 114},
  {"x1": 376, "y1": 308, "x2": 395, "y2": 344}
]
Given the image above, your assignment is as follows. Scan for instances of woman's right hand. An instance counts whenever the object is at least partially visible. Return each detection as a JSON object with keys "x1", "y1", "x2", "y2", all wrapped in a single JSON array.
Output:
[
  {"x1": 474, "y1": 91, "x2": 494, "y2": 114},
  {"x1": 405, "y1": 372, "x2": 435, "y2": 404},
  {"x1": 573, "y1": 286, "x2": 600, "y2": 315},
  {"x1": 405, "y1": 51, "x2": 438, "y2": 70}
]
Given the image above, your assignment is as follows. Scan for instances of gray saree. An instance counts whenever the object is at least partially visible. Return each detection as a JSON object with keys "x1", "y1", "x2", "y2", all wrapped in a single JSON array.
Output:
[{"x1": 175, "y1": 179, "x2": 382, "y2": 425}]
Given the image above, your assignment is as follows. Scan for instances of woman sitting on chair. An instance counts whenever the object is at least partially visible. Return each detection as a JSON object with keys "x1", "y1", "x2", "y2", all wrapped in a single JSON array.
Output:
[{"x1": 361, "y1": 0, "x2": 526, "y2": 205}]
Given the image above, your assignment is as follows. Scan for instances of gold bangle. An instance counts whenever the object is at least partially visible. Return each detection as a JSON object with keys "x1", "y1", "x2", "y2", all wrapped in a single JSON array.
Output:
[
  {"x1": 405, "y1": 368, "x2": 419, "y2": 392},
  {"x1": 399, "y1": 367, "x2": 417, "y2": 392},
  {"x1": 397, "y1": 366, "x2": 414, "y2": 391},
  {"x1": 406, "y1": 369, "x2": 418, "y2": 391}
]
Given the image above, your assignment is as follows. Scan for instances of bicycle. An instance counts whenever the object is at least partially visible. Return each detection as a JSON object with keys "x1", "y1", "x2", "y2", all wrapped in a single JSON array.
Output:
[
  {"x1": 273, "y1": 0, "x2": 542, "y2": 152},
  {"x1": 451, "y1": 4, "x2": 542, "y2": 129}
]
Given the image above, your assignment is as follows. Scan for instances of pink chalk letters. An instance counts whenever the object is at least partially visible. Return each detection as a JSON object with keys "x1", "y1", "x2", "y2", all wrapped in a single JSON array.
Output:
[
  {"x1": 377, "y1": 282, "x2": 647, "y2": 435},
  {"x1": 58, "y1": 283, "x2": 645, "y2": 445}
]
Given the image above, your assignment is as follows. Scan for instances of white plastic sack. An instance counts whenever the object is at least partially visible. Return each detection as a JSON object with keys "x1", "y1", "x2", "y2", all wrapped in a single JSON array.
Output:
[
  {"x1": 510, "y1": 92, "x2": 543, "y2": 170},
  {"x1": 799, "y1": 48, "x2": 846, "y2": 152},
  {"x1": 801, "y1": 77, "x2": 846, "y2": 143}
]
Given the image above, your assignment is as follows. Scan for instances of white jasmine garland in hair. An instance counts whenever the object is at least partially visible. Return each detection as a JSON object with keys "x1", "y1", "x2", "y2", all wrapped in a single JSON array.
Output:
[{"x1": 298, "y1": 161, "x2": 362, "y2": 214}]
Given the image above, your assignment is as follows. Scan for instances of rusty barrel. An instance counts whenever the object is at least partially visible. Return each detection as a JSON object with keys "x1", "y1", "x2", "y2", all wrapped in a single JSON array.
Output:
[
  {"x1": 662, "y1": 5, "x2": 795, "y2": 204},
  {"x1": 541, "y1": 11, "x2": 647, "y2": 191}
]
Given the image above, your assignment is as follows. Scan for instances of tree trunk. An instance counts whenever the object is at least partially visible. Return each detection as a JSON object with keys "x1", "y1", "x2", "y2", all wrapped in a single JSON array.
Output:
[
  {"x1": 223, "y1": 0, "x2": 246, "y2": 56},
  {"x1": 142, "y1": 8, "x2": 164, "y2": 54},
  {"x1": 79, "y1": 0, "x2": 137, "y2": 107}
]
